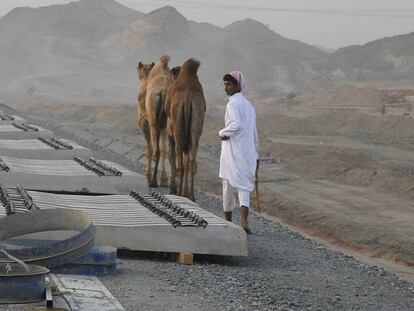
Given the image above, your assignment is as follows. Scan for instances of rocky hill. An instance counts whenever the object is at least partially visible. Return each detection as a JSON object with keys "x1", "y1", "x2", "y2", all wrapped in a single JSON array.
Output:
[
  {"x1": 0, "y1": 1, "x2": 328, "y2": 106},
  {"x1": 318, "y1": 32, "x2": 414, "y2": 84},
  {"x1": 0, "y1": 0, "x2": 144, "y2": 105},
  {"x1": 0, "y1": 0, "x2": 143, "y2": 72},
  {"x1": 103, "y1": 6, "x2": 328, "y2": 96},
  {"x1": 0, "y1": 0, "x2": 413, "y2": 106}
]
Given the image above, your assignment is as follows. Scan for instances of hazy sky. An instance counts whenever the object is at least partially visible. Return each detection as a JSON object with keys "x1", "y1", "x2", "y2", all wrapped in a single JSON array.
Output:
[{"x1": 1, "y1": 0, "x2": 414, "y2": 49}]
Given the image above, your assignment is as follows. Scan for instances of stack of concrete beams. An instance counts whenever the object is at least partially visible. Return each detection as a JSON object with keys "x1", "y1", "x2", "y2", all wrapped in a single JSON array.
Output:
[
  {"x1": 0, "y1": 108, "x2": 249, "y2": 310},
  {"x1": 0, "y1": 190, "x2": 247, "y2": 256},
  {"x1": 0, "y1": 109, "x2": 247, "y2": 258}
]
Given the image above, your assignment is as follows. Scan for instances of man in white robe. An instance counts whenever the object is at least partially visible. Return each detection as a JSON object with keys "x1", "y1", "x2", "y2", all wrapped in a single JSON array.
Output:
[{"x1": 219, "y1": 71, "x2": 259, "y2": 234}]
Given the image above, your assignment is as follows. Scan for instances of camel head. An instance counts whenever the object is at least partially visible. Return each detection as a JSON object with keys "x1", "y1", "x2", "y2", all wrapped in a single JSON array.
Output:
[
  {"x1": 159, "y1": 55, "x2": 170, "y2": 68},
  {"x1": 147, "y1": 55, "x2": 171, "y2": 81},
  {"x1": 137, "y1": 61, "x2": 155, "y2": 81},
  {"x1": 171, "y1": 66, "x2": 181, "y2": 81}
]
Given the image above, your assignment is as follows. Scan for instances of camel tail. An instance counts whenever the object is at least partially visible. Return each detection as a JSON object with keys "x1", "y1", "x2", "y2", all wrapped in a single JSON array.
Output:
[
  {"x1": 155, "y1": 91, "x2": 166, "y2": 130},
  {"x1": 159, "y1": 55, "x2": 170, "y2": 69},
  {"x1": 182, "y1": 101, "x2": 192, "y2": 154}
]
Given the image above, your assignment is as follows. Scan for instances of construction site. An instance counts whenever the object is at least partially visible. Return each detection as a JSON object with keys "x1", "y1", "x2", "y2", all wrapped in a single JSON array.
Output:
[{"x1": 0, "y1": 0, "x2": 414, "y2": 310}]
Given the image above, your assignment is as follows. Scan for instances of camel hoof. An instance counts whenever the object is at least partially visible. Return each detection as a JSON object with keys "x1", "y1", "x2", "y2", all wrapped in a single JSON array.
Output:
[
  {"x1": 186, "y1": 195, "x2": 195, "y2": 202},
  {"x1": 144, "y1": 166, "x2": 150, "y2": 177},
  {"x1": 170, "y1": 184, "x2": 177, "y2": 194},
  {"x1": 149, "y1": 180, "x2": 158, "y2": 188}
]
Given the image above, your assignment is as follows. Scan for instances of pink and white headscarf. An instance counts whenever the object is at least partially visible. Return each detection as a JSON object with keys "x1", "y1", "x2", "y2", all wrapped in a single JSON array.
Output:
[{"x1": 229, "y1": 71, "x2": 246, "y2": 92}]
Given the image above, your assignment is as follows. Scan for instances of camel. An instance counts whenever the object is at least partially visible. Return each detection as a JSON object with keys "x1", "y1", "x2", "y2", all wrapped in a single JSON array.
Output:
[
  {"x1": 144, "y1": 55, "x2": 172, "y2": 187},
  {"x1": 136, "y1": 61, "x2": 154, "y2": 181},
  {"x1": 170, "y1": 66, "x2": 181, "y2": 81},
  {"x1": 165, "y1": 58, "x2": 206, "y2": 201},
  {"x1": 168, "y1": 66, "x2": 181, "y2": 176}
]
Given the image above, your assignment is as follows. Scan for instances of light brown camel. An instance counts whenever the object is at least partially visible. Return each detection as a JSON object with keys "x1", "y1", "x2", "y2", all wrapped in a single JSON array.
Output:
[
  {"x1": 145, "y1": 55, "x2": 172, "y2": 187},
  {"x1": 165, "y1": 59, "x2": 206, "y2": 201},
  {"x1": 137, "y1": 61, "x2": 154, "y2": 181},
  {"x1": 168, "y1": 66, "x2": 181, "y2": 176}
]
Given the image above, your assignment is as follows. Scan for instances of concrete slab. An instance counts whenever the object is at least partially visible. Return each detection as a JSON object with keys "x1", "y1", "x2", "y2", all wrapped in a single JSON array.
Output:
[
  {"x1": 0, "y1": 191, "x2": 247, "y2": 256},
  {"x1": 0, "y1": 138, "x2": 92, "y2": 159},
  {"x1": 0, "y1": 157, "x2": 147, "y2": 194},
  {"x1": 0, "y1": 124, "x2": 53, "y2": 139},
  {"x1": 0, "y1": 274, "x2": 125, "y2": 310},
  {"x1": 51, "y1": 274, "x2": 125, "y2": 310}
]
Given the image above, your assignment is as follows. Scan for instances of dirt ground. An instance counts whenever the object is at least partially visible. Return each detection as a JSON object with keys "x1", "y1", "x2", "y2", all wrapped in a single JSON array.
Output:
[{"x1": 9, "y1": 84, "x2": 414, "y2": 278}]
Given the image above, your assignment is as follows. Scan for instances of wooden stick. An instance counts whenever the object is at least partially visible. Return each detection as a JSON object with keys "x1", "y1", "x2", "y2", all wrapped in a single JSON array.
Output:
[
  {"x1": 137, "y1": 152, "x2": 146, "y2": 161},
  {"x1": 255, "y1": 167, "x2": 261, "y2": 213}
]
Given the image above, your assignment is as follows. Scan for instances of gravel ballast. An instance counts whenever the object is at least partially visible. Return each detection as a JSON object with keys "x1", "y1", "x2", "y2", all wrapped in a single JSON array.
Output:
[{"x1": 99, "y1": 191, "x2": 414, "y2": 311}]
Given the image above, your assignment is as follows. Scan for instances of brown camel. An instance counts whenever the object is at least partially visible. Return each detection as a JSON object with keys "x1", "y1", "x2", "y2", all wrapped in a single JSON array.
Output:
[
  {"x1": 136, "y1": 61, "x2": 154, "y2": 180},
  {"x1": 145, "y1": 55, "x2": 172, "y2": 187},
  {"x1": 165, "y1": 59, "x2": 206, "y2": 201}
]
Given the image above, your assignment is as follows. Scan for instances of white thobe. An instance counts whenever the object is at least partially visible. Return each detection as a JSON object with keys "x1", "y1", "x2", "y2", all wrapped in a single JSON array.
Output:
[{"x1": 219, "y1": 92, "x2": 259, "y2": 192}]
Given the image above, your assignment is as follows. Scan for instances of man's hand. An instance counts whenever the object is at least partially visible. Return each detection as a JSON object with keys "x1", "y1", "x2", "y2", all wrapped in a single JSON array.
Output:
[
  {"x1": 220, "y1": 135, "x2": 230, "y2": 141},
  {"x1": 256, "y1": 159, "x2": 260, "y2": 170}
]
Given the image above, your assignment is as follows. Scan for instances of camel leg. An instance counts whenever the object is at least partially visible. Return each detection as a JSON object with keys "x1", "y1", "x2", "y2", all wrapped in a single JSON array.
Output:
[
  {"x1": 176, "y1": 158, "x2": 182, "y2": 179},
  {"x1": 168, "y1": 133, "x2": 177, "y2": 194},
  {"x1": 159, "y1": 127, "x2": 169, "y2": 187},
  {"x1": 167, "y1": 118, "x2": 177, "y2": 193},
  {"x1": 189, "y1": 140, "x2": 199, "y2": 202},
  {"x1": 149, "y1": 124, "x2": 160, "y2": 188},
  {"x1": 183, "y1": 153, "x2": 191, "y2": 198},
  {"x1": 146, "y1": 145, "x2": 153, "y2": 184},
  {"x1": 141, "y1": 119, "x2": 152, "y2": 182},
  {"x1": 176, "y1": 144, "x2": 184, "y2": 196}
]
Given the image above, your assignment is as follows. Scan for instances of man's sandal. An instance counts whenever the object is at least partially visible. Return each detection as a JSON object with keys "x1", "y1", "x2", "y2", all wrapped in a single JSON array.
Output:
[{"x1": 242, "y1": 226, "x2": 252, "y2": 235}]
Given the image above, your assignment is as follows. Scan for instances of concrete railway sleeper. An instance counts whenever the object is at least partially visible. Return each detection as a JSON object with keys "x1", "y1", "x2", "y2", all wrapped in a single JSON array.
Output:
[
  {"x1": 0, "y1": 159, "x2": 9, "y2": 172},
  {"x1": 0, "y1": 185, "x2": 38, "y2": 215},
  {"x1": 149, "y1": 191, "x2": 208, "y2": 228},
  {"x1": 130, "y1": 191, "x2": 208, "y2": 228},
  {"x1": 38, "y1": 137, "x2": 74, "y2": 150},
  {"x1": 74, "y1": 156, "x2": 123, "y2": 177},
  {"x1": 145, "y1": 197, "x2": 207, "y2": 227},
  {"x1": 11, "y1": 123, "x2": 39, "y2": 132},
  {"x1": 0, "y1": 113, "x2": 14, "y2": 121}
]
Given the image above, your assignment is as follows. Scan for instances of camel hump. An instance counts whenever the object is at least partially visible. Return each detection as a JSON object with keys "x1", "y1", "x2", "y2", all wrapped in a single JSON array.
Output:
[
  {"x1": 181, "y1": 58, "x2": 200, "y2": 76},
  {"x1": 159, "y1": 55, "x2": 170, "y2": 68}
]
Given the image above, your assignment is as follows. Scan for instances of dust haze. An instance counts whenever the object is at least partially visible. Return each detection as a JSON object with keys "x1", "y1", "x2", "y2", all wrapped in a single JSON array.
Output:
[
  {"x1": 2, "y1": 0, "x2": 414, "y2": 48},
  {"x1": 1, "y1": 0, "x2": 414, "y2": 278}
]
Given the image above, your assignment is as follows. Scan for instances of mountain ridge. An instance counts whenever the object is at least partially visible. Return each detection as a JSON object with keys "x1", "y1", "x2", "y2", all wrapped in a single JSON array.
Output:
[{"x1": 0, "y1": 0, "x2": 412, "y2": 105}]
